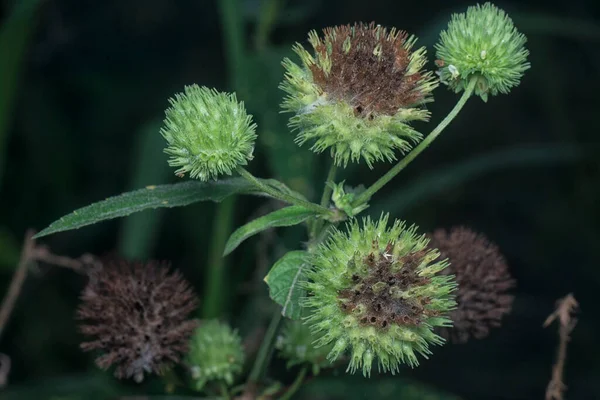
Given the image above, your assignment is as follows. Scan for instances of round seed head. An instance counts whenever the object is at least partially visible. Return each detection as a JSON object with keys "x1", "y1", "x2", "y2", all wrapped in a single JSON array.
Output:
[
  {"x1": 428, "y1": 227, "x2": 516, "y2": 343},
  {"x1": 186, "y1": 320, "x2": 245, "y2": 391},
  {"x1": 435, "y1": 3, "x2": 530, "y2": 101},
  {"x1": 281, "y1": 23, "x2": 437, "y2": 168},
  {"x1": 161, "y1": 85, "x2": 257, "y2": 181},
  {"x1": 303, "y1": 215, "x2": 456, "y2": 377},
  {"x1": 76, "y1": 260, "x2": 199, "y2": 383}
]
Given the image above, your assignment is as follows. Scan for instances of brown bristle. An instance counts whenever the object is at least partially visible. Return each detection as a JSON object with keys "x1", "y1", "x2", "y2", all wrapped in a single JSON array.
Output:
[
  {"x1": 309, "y1": 22, "x2": 425, "y2": 118},
  {"x1": 338, "y1": 249, "x2": 438, "y2": 330},
  {"x1": 428, "y1": 227, "x2": 516, "y2": 344},
  {"x1": 76, "y1": 259, "x2": 199, "y2": 382}
]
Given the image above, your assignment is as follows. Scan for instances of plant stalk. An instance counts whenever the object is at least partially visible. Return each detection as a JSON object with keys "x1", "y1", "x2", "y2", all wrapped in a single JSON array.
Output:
[
  {"x1": 280, "y1": 366, "x2": 308, "y2": 400},
  {"x1": 248, "y1": 309, "x2": 283, "y2": 383},
  {"x1": 237, "y1": 166, "x2": 333, "y2": 216},
  {"x1": 353, "y1": 77, "x2": 478, "y2": 206}
]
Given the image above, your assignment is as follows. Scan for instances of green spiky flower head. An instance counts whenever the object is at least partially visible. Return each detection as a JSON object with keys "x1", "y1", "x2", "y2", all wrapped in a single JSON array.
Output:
[
  {"x1": 435, "y1": 3, "x2": 530, "y2": 101},
  {"x1": 303, "y1": 215, "x2": 456, "y2": 376},
  {"x1": 161, "y1": 85, "x2": 257, "y2": 181},
  {"x1": 186, "y1": 320, "x2": 245, "y2": 391},
  {"x1": 280, "y1": 23, "x2": 438, "y2": 168},
  {"x1": 276, "y1": 315, "x2": 335, "y2": 375}
]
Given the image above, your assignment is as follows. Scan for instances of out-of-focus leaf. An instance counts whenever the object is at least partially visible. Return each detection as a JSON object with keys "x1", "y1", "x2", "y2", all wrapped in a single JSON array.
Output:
[
  {"x1": 300, "y1": 375, "x2": 462, "y2": 400},
  {"x1": 224, "y1": 205, "x2": 316, "y2": 255},
  {"x1": 117, "y1": 119, "x2": 172, "y2": 259},
  {"x1": 264, "y1": 250, "x2": 309, "y2": 319},
  {"x1": 372, "y1": 145, "x2": 582, "y2": 216},
  {"x1": 245, "y1": 46, "x2": 318, "y2": 197},
  {"x1": 0, "y1": 0, "x2": 42, "y2": 184},
  {"x1": 34, "y1": 178, "x2": 282, "y2": 239},
  {"x1": 0, "y1": 226, "x2": 20, "y2": 269}
]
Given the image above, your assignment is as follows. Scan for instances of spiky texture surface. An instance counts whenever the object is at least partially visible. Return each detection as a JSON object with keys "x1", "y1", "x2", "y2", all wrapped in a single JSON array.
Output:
[
  {"x1": 280, "y1": 23, "x2": 437, "y2": 168},
  {"x1": 428, "y1": 227, "x2": 516, "y2": 343},
  {"x1": 303, "y1": 215, "x2": 456, "y2": 376},
  {"x1": 77, "y1": 260, "x2": 198, "y2": 382},
  {"x1": 186, "y1": 320, "x2": 244, "y2": 391},
  {"x1": 276, "y1": 317, "x2": 334, "y2": 375},
  {"x1": 161, "y1": 85, "x2": 257, "y2": 181},
  {"x1": 435, "y1": 3, "x2": 530, "y2": 101}
]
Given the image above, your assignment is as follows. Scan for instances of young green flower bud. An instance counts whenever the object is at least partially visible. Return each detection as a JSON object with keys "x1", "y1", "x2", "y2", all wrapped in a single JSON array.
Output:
[
  {"x1": 280, "y1": 23, "x2": 437, "y2": 168},
  {"x1": 435, "y1": 3, "x2": 530, "y2": 102},
  {"x1": 303, "y1": 215, "x2": 456, "y2": 376},
  {"x1": 186, "y1": 320, "x2": 245, "y2": 391},
  {"x1": 276, "y1": 317, "x2": 334, "y2": 375},
  {"x1": 330, "y1": 181, "x2": 369, "y2": 218},
  {"x1": 160, "y1": 85, "x2": 257, "y2": 181}
]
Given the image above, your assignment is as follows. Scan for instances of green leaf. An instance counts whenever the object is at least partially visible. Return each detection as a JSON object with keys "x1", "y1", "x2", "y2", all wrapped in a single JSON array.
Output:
[
  {"x1": 224, "y1": 206, "x2": 317, "y2": 256},
  {"x1": 264, "y1": 250, "x2": 309, "y2": 320},
  {"x1": 117, "y1": 119, "x2": 172, "y2": 259},
  {"x1": 34, "y1": 178, "x2": 278, "y2": 239}
]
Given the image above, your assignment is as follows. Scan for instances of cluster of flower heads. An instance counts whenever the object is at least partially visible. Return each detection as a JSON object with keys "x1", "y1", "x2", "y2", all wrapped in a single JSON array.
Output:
[
  {"x1": 428, "y1": 227, "x2": 516, "y2": 343},
  {"x1": 281, "y1": 23, "x2": 436, "y2": 168},
  {"x1": 77, "y1": 260, "x2": 199, "y2": 382},
  {"x1": 303, "y1": 215, "x2": 456, "y2": 376}
]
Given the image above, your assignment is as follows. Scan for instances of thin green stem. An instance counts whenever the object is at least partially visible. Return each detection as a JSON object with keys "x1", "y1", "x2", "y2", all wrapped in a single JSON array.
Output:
[
  {"x1": 310, "y1": 162, "x2": 337, "y2": 239},
  {"x1": 237, "y1": 166, "x2": 333, "y2": 216},
  {"x1": 202, "y1": 197, "x2": 235, "y2": 318},
  {"x1": 219, "y1": 381, "x2": 231, "y2": 400},
  {"x1": 319, "y1": 162, "x2": 338, "y2": 208},
  {"x1": 254, "y1": 0, "x2": 284, "y2": 51},
  {"x1": 248, "y1": 309, "x2": 283, "y2": 383},
  {"x1": 353, "y1": 77, "x2": 478, "y2": 206},
  {"x1": 279, "y1": 366, "x2": 308, "y2": 400}
]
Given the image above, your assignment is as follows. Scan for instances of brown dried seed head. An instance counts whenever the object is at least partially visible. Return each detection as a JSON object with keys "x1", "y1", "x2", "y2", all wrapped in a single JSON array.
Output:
[
  {"x1": 309, "y1": 23, "x2": 428, "y2": 118},
  {"x1": 338, "y1": 248, "x2": 438, "y2": 330},
  {"x1": 428, "y1": 227, "x2": 516, "y2": 343},
  {"x1": 76, "y1": 259, "x2": 199, "y2": 382}
]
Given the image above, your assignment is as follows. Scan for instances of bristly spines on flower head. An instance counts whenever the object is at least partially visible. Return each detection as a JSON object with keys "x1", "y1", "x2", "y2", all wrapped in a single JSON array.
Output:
[
  {"x1": 435, "y1": 3, "x2": 530, "y2": 101},
  {"x1": 302, "y1": 215, "x2": 456, "y2": 377},
  {"x1": 428, "y1": 227, "x2": 516, "y2": 343},
  {"x1": 186, "y1": 320, "x2": 245, "y2": 391},
  {"x1": 160, "y1": 85, "x2": 257, "y2": 181},
  {"x1": 280, "y1": 23, "x2": 438, "y2": 168},
  {"x1": 77, "y1": 259, "x2": 199, "y2": 383}
]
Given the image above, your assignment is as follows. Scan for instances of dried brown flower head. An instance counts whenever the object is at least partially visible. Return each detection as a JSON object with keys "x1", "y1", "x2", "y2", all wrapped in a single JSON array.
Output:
[
  {"x1": 309, "y1": 23, "x2": 430, "y2": 117},
  {"x1": 76, "y1": 259, "x2": 199, "y2": 382},
  {"x1": 428, "y1": 227, "x2": 515, "y2": 343}
]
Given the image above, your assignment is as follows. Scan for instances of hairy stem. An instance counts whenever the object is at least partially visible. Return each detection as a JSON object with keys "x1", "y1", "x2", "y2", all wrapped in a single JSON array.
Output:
[
  {"x1": 280, "y1": 365, "x2": 308, "y2": 400},
  {"x1": 310, "y1": 162, "x2": 337, "y2": 239},
  {"x1": 248, "y1": 309, "x2": 283, "y2": 383},
  {"x1": 353, "y1": 77, "x2": 478, "y2": 206},
  {"x1": 237, "y1": 166, "x2": 333, "y2": 216}
]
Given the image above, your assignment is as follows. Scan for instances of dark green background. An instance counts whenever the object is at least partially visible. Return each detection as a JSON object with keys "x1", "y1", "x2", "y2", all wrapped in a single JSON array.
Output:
[{"x1": 0, "y1": 0, "x2": 598, "y2": 399}]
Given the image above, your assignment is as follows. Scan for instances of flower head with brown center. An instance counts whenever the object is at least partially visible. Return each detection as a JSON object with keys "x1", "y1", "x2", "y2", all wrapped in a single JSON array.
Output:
[
  {"x1": 303, "y1": 215, "x2": 455, "y2": 376},
  {"x1": 428, "y1": 227, "x2": 516, "y2": 343},
  {"x1": 281, "y1": 23, "x2": 438, "y2": 168},
  {"x1": 76, "y1": 259, "x2": 199, "y2": 382}
]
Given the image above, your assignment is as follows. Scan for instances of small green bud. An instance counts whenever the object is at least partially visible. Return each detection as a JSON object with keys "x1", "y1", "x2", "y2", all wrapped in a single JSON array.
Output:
[
  {"x1": 330, "y1": 181, "x2": 368, "y2": 218},
  {"x1": 303, "y1": 215, "x2": 456, "y2": 376},
  {"x1": 161, "y1": 85, "x2": 257, "y2": 181},
  {"x1": 276, "y1": 317, "x2": 335, "y2": 375},
  {"x1": 186, "y1": 320, "x2": 245, "y2": 391},
  {"x1": 435, "y1": 3, "x2": 530, "y2": 101},
  {"x1": 280, "y1": 23, "x2": 437, "y2": 168}
]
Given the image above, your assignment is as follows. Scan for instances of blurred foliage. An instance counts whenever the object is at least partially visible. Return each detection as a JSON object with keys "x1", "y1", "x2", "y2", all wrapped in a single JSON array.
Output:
[{"x1": 0, "y1": 0, "x2": 599, "y2": 399}]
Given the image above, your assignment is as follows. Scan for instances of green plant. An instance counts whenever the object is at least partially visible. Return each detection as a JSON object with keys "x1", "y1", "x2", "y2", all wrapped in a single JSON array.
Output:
[{"x1": 33, "y1": 2, "x2": 527, "y2": 398}]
